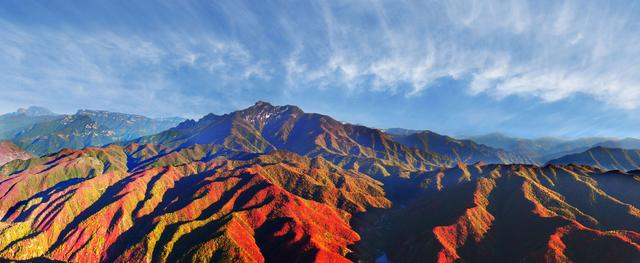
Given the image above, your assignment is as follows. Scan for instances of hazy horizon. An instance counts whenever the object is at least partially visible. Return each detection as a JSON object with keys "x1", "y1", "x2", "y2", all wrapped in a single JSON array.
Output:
[{"x1": 0, "y1": 102, "x2": 633, "y2": 141}]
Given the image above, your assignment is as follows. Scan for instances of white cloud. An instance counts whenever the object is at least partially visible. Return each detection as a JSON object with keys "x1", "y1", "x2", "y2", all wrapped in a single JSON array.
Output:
[
  {"x1": 0, "y1": 20, "x2": 267, "y2": 115},
  {"x1": 282, "y1": 0, "x2": 640, "y2": 109},
  {"x1": 1, "y1": 0, "x2": 639, "y2": 116}
]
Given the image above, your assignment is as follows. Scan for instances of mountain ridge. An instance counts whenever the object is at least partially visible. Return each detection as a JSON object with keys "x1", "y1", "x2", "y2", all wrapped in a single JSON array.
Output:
[
  {"x1": 133, "y1": 101, "x2": 452, "y2": 177},
  {"x1": 547, "y1": 146, "x2": 640, "y2": 171},
  {"x1": 389, "y1": 130, "x2": 535, "y2": 165},
  {"x1": 0, "y1": 141, "x2": 32, "y2": 165},
  {"x1": 0, "y1": 101, "x2": 638, "y2": 262},
  {"x1": 1, "y1": 108, "x2": 184, "y2": 156}
]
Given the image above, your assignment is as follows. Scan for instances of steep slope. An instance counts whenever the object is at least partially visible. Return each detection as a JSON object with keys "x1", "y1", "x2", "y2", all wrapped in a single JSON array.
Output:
[
  {"x1": 366, "y1": 163, "x2": 640, "y2": 263},
  {"x1": 390, "y1": 130, "x2": 535, "y2": 164},
  {"x1": 547, "y1": 146, "x2": 640, "y2": 171},
  {"x1": 0, "y1": 144, "x2": 390, "y2": 262},
  {"x1": 10, "y1": 110, "x2": 183, "y2": 156},
  {"x1": 135, "y1": 101, "x2": 452, "y2": 177},
  {"x1": 0, "y1": 141, "x2": 32, "y2": 165}
]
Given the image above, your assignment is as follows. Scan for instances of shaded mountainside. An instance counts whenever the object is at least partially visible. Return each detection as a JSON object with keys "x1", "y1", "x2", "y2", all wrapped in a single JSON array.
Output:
[
  {"x1": 0, "y1": 144, "x2": 390, "y2": 262},
  {"x1": 0, "y1": 141, "x2": 32, "y2": 165},
  {"x1": 1, "y1": 102, "x2": 639, "y2": 262},
  {"x1": 0, "y1": 143, "x2": 638, "y2": 262},
  {"x1": 595, "y1": 138, "x2": 640, "y2": 149},
  {"x1": 389, "y1": 130, "x2": 535, "y2": 165},
  {"x1": 8, "y1": 109, "x2": 183, "y2": 156},
  {"x1": 467, "y1": 133, "x2": 611, "y2": 163},
  {"x1": 359, "y1": 163, "x2": 640, "y2": 263},
  {"x1": 547, "y1": 146, "x2": 640, "y2": 171},
  {"x1": 134, "y1": 101, "x2": 452, "y2": 177}
]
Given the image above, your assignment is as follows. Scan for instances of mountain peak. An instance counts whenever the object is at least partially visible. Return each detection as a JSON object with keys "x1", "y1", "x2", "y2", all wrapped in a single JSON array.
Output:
[
  {"x1": 237, "y1": 101, "x2": 303, "y2": 127},
  {"x1": 253, "y1": 100, "x2": 273, "y2": 107},
  {"x1": 16, "y1": 106, "x2": 55, "y2": 116}
]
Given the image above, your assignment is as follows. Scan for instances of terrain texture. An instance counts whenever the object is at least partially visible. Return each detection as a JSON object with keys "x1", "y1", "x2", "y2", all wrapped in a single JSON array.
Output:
[{"x1": 0, "y1": 102, "x2": 638, "y2": 262}]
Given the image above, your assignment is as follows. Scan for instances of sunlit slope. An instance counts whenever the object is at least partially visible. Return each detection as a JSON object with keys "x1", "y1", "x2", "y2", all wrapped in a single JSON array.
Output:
[
  {"x1": 0, "y1": 144, "x2": 390, "y2": 262},
  {"x1": 0, "y1": 141, "x2": 32, "y2": 165},
  {"x1": 381, "y1": 163, "x2": 640, "y2": 262},
  {"x1": 134, "y1": 101, "x2": 452, "y2": 177}
]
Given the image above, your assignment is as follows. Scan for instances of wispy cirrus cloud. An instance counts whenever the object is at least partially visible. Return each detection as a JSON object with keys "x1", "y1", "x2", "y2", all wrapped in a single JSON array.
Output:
[
  {"x1": 1, "y1": 0, "x2": 639, "y2": 137},
  {"x1": 281, "y1": 0, "x2": 640, "y2": 107},
  {"x1": 0, "y1": 18, "x2": 267, "y2": 116}
]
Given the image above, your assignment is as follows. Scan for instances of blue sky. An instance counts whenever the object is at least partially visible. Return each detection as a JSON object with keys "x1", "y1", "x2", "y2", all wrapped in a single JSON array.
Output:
[{"x1": 1, "y1": 0, "x2": 639, "y2": 138}]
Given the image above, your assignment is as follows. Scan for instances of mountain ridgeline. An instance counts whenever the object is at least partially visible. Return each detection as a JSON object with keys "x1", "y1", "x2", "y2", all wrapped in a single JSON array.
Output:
[
  {"x1": 0, "y1": 101, "x2": 638, "y2": 262},
  {"x1": 468, "y1": 133, "x2": 640, "y2": 163},
  {"x1": 134, "y1": 102, "x2": 535, "y2": 177},
  {"x1": 0, "y1": 107, "x2": 184, "y2": 156},
  {"x1": 373, "y1": 163, "x2": 640, "y2": 262},
  {"x1": 547, "y1": 146, "x2": 640, "y2": 171},
  {"x1": 387, "y1": 129, "x2": 535, "y2": 165}
]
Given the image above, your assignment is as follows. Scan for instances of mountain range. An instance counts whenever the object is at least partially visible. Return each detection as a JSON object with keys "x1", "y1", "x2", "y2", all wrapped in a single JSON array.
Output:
[
  {"x1": 465, "y1": 133, "x2": 640, "y2": 163},
  {"x1": 387, "y1": 129, "x2": 535, "y2": 165},
  {"x1": 0, "y1": 107, "x2": 184, "y2": 156},
  {"x1": 133, "y1": 102, "x2": 541, "y2": 177},
  {"x1": 547, "y1": 146, "x2": 640, "y2": 171},
  {"x1": 0, "y1": 101, "x2": 638, "y2": 262}
]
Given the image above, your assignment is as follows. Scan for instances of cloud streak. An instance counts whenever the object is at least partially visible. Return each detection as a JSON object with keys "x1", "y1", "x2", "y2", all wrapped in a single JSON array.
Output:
[
  {"x1": 279, "y1": 0, "x2": 640, "y2": 108},
  {"x1": 0, "y1": 0, "x2": 639, "y2": 137},
  {"x1": 0, "y1": 16, "x2": 267, "y2": 116}
]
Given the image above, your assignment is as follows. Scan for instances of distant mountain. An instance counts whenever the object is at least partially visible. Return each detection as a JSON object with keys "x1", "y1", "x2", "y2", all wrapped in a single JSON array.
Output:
[
  {"x1": 383, "y1": 128, "x2": 423, "y2": 136},
  {"x1": 547, "y1": 146, "x2": 640, "y2": 171},
  {"x1": 595, "y1": 138, "x2": 640, "y2": 149},
  {"x1": 5, "y1": 108, "x2": 184, "y2": 156},
  {"x1": 134, "y1": 101, "x2": 452, "y2": 177},
  {"x1": 389, "y1": 130, "x2": 536, "y2": 164},
  {"x1": 0, "y1": 141, "x2": 32, "y2": 165},
  {"x1": 0, "y1": 106, "x2": 61, "y2": 139},
  {"x1": 467, "y1": 133, "x2": 612, "y2": 162},
  {"x1": 75, "y1": 110, "x2": 185, "y2": 140}
]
